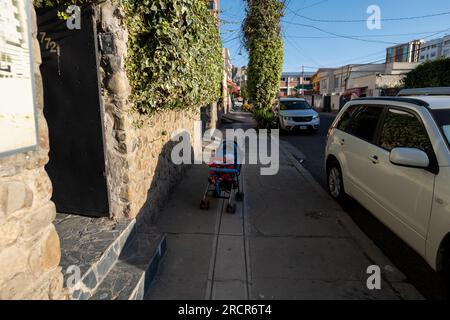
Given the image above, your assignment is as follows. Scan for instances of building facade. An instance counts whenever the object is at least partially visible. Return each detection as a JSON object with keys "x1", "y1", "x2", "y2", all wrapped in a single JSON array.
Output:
[
  {"x1": 386, "y1": 40, "x2": 423, "y2": 63},
  {"x1": 419, "y1": 35, "x2": 450, "y2": 63},
  {"x1": 208, "y1": 0, "x2": 219, "y2": 15},
  {"x1": 232, "y1": 66, "x2": 247, "y2": 89},
  {"x1": 279, "y1": 72, "x2": 314, "y2": 97},
  {"x1": 317, "y1": 64, "x2": 385, "y2": 111},
  {"x1": 222, "y1": 48, "x2": 232, "y2": 112}
]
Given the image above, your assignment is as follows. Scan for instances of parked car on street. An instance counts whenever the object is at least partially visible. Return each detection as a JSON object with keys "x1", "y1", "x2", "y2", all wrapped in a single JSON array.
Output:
[
  {"x1": 234, "y1": 100, "x2": 243, "y2": 108},
  {"x1": 276, "y1": 98, "x2": 320, "y2": 133},
  {"x1": 325, "y1": 88, "x2": 450, "y2": 288}
]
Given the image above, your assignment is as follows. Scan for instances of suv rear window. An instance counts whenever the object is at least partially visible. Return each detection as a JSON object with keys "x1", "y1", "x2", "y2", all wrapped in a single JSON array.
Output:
[
  {"x1": 379, "y1": 109, "x2": 432, "y2": 154},
  {"x1": 337, "y1": 105, "x2": 383, "y2": 142},
  {"x1": 431, "y1": 109, "x2": 450, "y2": 148}
]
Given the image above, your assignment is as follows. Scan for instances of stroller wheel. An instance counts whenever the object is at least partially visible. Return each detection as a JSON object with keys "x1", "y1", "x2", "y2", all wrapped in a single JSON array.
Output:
[
  {"x1": 235, "y1": 192, "x2": 244, "y2": 202},
  {"x1": 200, "y1": 199, "x2": 210, "y2": 210},
  {"x1": 226, "y1": 203, "x2": 237, "y2": 214}
]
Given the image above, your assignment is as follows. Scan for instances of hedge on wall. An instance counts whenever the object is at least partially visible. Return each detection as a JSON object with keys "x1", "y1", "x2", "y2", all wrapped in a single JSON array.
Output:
[
  {"x1": 243, "y1": 0, "x2": 284, "y2": 129},
  {"x1": 123, "y1": 0, "x2": 222, "y2": 114},
  {"x1": 403, "y1": 58, "x2": 450, "y2": 88},
  {"x1": 35, "y1": 0, "x2": 223, "y2": 115},
  {"x1": 35, "y1": 0, "x2": 95, "y2": 6}
]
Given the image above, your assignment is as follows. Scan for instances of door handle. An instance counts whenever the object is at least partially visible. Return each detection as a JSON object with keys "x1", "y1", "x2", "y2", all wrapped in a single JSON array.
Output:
[
  {"x1": 369, "y1": 155, "x2": 379, "y2": 164},
  {"x1": 339, "y1": 139, "x2": 345, "y2": 146}
]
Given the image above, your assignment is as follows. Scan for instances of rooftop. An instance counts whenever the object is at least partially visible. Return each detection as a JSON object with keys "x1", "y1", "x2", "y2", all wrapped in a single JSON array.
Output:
[{"x1": 282, "y1": 72, "x2": 316, "y2": 77}]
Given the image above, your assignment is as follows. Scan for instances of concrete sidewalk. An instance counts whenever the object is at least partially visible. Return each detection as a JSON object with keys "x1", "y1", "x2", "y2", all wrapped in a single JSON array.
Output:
[
  {"x1": 145, "y1": 116, "x2": 423, "y2": 300},
  {"x1": 245, "y1": 142, "x2": 422, "y2": 300}
]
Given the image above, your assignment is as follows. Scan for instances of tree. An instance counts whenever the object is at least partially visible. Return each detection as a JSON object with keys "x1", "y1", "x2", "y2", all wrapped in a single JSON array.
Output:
[
  {"x1": 243, "y1": 0, "x2": 284, "y2": 129},
  {"x1": 403, "y1": 58, "x2": 450, "y2": 88}
]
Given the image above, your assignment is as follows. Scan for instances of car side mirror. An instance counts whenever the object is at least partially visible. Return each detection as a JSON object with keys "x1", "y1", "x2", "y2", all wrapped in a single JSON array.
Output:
[{"x1": 390, "y1": 147, "x2": 429, "y2": 168}]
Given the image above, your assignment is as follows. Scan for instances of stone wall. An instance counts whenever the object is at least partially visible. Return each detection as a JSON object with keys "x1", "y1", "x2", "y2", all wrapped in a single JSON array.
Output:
[
  {"x1": 0, "y1": 6, "x2": 67, "y2": 300},
  {"x1": 96, "y1": 2, "x2": 200, "y2": 221}
]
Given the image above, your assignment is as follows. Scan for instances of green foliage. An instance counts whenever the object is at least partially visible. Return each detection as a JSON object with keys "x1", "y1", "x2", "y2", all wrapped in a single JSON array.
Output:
[
  {"x1": 36, "y1": 0, "x2": 223, "y2": 115},
  {"x1": 123, "y1": 0, "x2": 223, "y2": 114},
  {"x1": 242, "y1": 103, "x2": 251, "y2": 112},
  {"x1": 240, "y1": 84, "x2": 249, "y2": 100},
  {"x1": 243, "y1": 0, "x2": 284, "y2": 128},
  {"x1": 403, "y1": 58, "x2": 450, "y2": 88},
  {"x1": 35, "y1": 0, "x2": 95, "y2": 7},
  {"x1": 379, "y1": 111, "x2": 431, "y2": 154}
]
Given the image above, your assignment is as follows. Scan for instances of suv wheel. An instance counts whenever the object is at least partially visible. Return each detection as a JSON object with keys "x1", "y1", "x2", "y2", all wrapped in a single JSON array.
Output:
[{"x1": 327, "y1": 160, "x2": 346, "y2": 203}]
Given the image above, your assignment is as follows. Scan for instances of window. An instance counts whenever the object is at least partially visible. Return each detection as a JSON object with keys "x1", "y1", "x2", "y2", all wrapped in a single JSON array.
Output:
[
  {"x1": 336, "y1": 106, "x2": 357, "y2": 133},
  {"x1": 387, "y1": 48, "x2": 394, "y2": 62},
  {"x1": 431, "y1": 52, "x2": 436, "y2": 58},
  {"x1": 334, "y1": 76, "x2": 340, "y2": 89},
  {"x1": 431, "y1": 109, "x2": 450, "y2": 148},
  {"x1": 402, "y1": 45, "x2": 409, "y2": 62},
  {"x1": 379, "y1": 109, "x2": 432, "y2": 153},
  {"x1": 350, "y1": 106, "x2": 384, "y2": 141},
  {"x1": 336, "y1": 105, "x2": 383, "y2": 141}
]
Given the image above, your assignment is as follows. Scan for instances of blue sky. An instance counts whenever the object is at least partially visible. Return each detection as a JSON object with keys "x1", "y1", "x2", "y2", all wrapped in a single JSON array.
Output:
[{"x1": 220, "y1": 0, "x2": 450, "y2": 72}]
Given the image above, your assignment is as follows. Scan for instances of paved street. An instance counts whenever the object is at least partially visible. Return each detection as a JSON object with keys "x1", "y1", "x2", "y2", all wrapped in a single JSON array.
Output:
[
  {"x1": 281, "y1": 112, "x2": 448, "y2": 300},
  {"x1": 145, "y1": 112, "x2": 421, "y2": 300}
]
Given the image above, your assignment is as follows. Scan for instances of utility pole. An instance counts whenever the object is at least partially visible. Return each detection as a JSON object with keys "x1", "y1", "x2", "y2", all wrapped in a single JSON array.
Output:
[{"x1": 301, "y1": 65, "x2": 304, "y2": 96}]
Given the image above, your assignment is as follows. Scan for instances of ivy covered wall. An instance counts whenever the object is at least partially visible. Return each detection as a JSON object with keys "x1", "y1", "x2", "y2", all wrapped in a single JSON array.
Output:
[
  {"x1": 243, "y1": 0, "x2": 284, "y2": 128},
  {"x1": 35, "y1": 0, "x2": 223, "y2": 115},
  {"x1": 123, "y1": 0, "x2": 222, "y2": 114}
]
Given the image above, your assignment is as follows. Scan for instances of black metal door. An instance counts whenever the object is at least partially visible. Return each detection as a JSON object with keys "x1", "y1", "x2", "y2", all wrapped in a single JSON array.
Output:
[{"x1": 37, "y1": 5, "x2": 109, "y2": 217}]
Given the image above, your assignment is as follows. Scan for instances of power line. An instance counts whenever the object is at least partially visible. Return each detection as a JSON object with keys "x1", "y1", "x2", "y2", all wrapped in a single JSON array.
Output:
[
  {"x1": 335, "y1": 28, "x2": 450, "y2": 67},
  {"x1": 345, "y1": 40, "x2": 447, "y2": 70},
  {"x1": 291, "y1": 0, "x2": 330, "y2": 12},
  {"x1": 222, "y1": 35, "x2": 242, "y2": 44},
  {"x1": 284, "y1": 36, "x2": 323, "y2": 67},
  {"x1": 283, "y1": 30, "x2": 448, "y2": 39},
  {"x1": 282, "y1": 18, "x2": 399, "y2": 45},
  {"x1": 286, "y1": 9, "x2": 450, "y2": 23}
]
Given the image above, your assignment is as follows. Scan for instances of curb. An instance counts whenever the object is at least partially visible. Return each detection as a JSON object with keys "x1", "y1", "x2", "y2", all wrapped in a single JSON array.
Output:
[{"x1": 279, "y1": 140, "x2": 425, "y2": 300}]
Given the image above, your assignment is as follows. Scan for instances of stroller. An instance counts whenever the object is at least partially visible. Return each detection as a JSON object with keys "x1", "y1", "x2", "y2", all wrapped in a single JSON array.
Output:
[{"x1": 200, "y1": 140, "x2": 243, "y2": 213}]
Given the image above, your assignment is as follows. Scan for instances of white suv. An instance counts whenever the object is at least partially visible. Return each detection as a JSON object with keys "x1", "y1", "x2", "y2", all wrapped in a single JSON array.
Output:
[
  {"x1": 276, "y1": 98, "x2": 320, "y2": 133},
  {"x1": 325, "y1": 91, "x2": 450, "y2": 283}
]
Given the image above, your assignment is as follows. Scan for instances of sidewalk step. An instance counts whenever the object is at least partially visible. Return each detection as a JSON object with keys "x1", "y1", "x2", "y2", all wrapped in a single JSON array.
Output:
[
  {"x1": 90, "y1": 231, "x2": 167, "y2": 300},
  {"x1": 54, "y1": 214, "x2": 136, "y2": 300}
]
